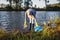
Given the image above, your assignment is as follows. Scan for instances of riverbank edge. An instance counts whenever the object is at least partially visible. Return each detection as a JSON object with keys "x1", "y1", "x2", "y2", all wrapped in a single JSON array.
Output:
[{"x1": 0, "y1": 9, "x2": 60, "y2": 11}]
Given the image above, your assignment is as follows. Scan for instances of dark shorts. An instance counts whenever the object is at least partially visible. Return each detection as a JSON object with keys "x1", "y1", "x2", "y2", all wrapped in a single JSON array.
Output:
[{"x1": 28, "y1": 9, "x2": 36, "y2": 17}]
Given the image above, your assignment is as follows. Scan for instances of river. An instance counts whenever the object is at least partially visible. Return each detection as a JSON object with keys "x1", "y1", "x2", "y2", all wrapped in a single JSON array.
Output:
[{"x1": 0, "y1": 11, "x2": 60, "y2": 31}]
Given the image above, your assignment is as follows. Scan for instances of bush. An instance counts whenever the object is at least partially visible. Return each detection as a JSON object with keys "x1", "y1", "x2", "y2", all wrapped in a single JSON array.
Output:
[{"x1": 5, "y1": 5, "x2": 13, "y2": 10}]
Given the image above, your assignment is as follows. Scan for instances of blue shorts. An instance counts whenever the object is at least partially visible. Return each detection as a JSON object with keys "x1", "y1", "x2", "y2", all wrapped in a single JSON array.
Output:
[{"x1": 28, "y1": 9, "x2": 36, "y2": 17}]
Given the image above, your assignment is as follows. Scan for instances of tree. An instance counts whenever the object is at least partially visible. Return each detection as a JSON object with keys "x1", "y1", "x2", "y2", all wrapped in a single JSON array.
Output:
[
  {"x1": 13, "y1": 0, "x2": 19, "y2": 9},
  {"x1": 19, "y1": 0, "x2": 23, "y2": 9},
  {"x1": 12, "y1": 0, "x2": 22, "y2": 9},
  {"x1": 57, "y1": 0, "x2": 60, "y2": 4},
  {"x1": 29, "y1": 1, "x2": 33, "y2": 7},
  {"x1": 24, "y1": 2, "x2": 29, "y2": 9},
  {"x1": 44, "y1": 0, "x2": 49, "y2": 8},
  {"x1": 7, "y1": 0, "x2": 12, "y2": 7},
  {"x1": 24, "y1": 0, "x2": 32, "y2": 9}
]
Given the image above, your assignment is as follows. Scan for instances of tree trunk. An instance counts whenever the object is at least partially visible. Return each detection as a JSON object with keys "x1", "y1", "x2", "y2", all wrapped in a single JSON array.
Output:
[
  {"x1": 25, "y1": 2, "x2": 29, "y2": 9},
  {"x1": 15, "y1": 0, "x2": 19, "y2": 10},
  {"x1": 10, "y1": 2, "x2": 12, "y2": 7},
  {"x1": 45, "y1": 0, "x2": 47, "y2": 8}
]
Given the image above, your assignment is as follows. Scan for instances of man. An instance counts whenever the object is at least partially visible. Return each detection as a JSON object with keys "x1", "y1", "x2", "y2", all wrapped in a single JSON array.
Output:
[{"x1": 25, "y1": 8, "x2": 36, "y2": 30}]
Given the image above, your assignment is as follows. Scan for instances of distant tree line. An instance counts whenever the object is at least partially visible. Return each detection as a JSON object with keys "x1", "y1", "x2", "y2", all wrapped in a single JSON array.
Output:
[
  {"x1": 6, "y1": 0, "x2": 31, "y2": 10},
  {"x1": 0, "y1": 0, "x2": 60, "y2": 11}
]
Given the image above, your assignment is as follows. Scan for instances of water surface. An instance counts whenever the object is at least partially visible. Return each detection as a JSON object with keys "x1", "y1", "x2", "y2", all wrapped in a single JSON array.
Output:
[{"x1": 0, "y1": 11, "x2": 60, "y2": 30}]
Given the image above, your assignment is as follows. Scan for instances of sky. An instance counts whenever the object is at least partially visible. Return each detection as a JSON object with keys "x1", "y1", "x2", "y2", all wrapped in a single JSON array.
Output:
[
  {"x1": 0, "y1": 0, "x2": 9, "y2": 4},
  {"x1": 0, "y1": 0, "x2": 59, "y2": 8}
]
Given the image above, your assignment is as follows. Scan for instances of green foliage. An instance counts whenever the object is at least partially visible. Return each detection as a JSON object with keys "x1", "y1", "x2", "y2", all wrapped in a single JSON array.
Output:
[{"x1": 5, "y1": 5, "x2": 13, "y2": 10}]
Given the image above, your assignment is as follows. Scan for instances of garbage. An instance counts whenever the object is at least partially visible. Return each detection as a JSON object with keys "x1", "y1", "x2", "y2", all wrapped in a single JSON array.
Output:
[
  {"x1": 34, "y1": 21, "x2": 42, "y2": 32},
  {"x1": 34, "y1": 25, "x2": 42, "y2": 32}
]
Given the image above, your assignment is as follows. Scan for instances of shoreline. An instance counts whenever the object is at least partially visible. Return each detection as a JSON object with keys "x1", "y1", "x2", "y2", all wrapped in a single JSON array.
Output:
[
  {"x1": 0, "y1": 8, "x2": 60, "y2": 11},
  {"x1": 0, "y1": 9, "x2": 60, "y2": 11}
]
